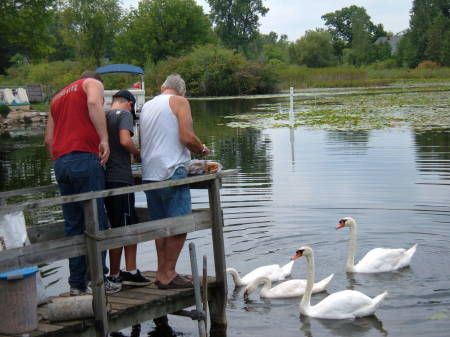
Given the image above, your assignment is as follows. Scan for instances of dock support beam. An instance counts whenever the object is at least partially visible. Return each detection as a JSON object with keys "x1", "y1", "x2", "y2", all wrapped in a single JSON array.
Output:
[
  {"x1": 84, "y1": 199, "x2": 109, "y2": 337},
  {"x1": 207, "y1": 178, "x2": 227, "y2": 335}
]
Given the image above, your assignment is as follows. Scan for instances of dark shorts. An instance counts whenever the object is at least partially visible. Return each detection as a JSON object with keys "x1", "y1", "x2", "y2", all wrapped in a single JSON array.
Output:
[
  {"x1": 144, "y1": 167, "x2": 192, "y2": 221},
  {"x1": 105, "y1": 181, "x2": 138, "y2": 228}
]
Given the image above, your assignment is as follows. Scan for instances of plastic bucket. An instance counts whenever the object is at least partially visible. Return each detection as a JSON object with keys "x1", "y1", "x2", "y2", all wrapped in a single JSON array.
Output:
[{"x1": 0, "y1": 267, "x2": 39, "y2": 334}]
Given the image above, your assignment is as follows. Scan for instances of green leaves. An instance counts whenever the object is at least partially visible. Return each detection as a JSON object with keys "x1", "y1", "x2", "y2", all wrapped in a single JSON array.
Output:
[
  {"x1": 207, "y1": 0, "x2": 268, "y2": 54},
  {"x1": 114, "y1": 0, "x2": 212, "y2": 66},
  {"x1": 144, "y1": 45, "x2": 277, "y2": 96}
]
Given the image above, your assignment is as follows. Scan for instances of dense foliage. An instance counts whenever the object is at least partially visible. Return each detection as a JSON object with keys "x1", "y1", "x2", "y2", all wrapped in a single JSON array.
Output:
[
  {"x1": 145, "y1": 45, "x2": 277, "y2": 96},
  {"x1": 397, "y1": 0, "x2": 450, "y2": 67},
  {"x1": 1, "y1": 0, "x2": 449, "y2": 96},
  {"x1": 114, "y1": 0, "x2": 212, "y2": 66},
  {"x1": 207, "y1": 0, "x2": 268, "y2": 55}
]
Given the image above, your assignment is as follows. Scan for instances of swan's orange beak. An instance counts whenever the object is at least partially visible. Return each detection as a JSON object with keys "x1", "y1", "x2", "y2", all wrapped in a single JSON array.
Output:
[
  {"x1": 291, "y1": 250, "x2": 303, "y2": 260},
  {"x1": 336, "y1": 219, "x2": 346, "y2": 229}
]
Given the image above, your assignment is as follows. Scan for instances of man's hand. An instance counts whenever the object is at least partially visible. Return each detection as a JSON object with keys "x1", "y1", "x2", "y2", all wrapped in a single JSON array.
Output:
[
  {"x1": 200, "y1": 144, "x2": 210, "y2": 158},
  {"x1": 99, "y1": 141, "x2": 110, "y2": 165}
]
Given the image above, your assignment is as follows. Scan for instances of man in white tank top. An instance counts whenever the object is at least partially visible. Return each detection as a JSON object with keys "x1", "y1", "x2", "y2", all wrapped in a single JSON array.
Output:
[{"x1": 140, "y1": 74, "x2": 210, "y2": 289}]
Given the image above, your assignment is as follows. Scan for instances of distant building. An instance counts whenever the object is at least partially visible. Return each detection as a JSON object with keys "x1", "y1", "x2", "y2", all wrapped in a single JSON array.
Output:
[{"x1": 375, "y1": 35, "x2": 402, "y2": 54}]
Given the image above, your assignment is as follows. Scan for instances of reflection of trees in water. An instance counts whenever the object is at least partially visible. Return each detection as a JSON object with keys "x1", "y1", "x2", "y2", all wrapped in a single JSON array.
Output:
[
  {"x1": 191, "y1": 99, "x2": 273, "y2": 176},
  {"x1": 0, "y1": 133, "x2": 59, "y2": 226},
  {"x1": 414, "y1": 128, "x2": 450, "y2": 181},
  {"x1": 326, "y1": 130, "x2": 370, "y2": 148},
  {"x1": 300, "y1": 315, "x2": 388, "y2": 337},
  {"x1": 0, "y1": 134, "x2": 53, "y2": 191}
]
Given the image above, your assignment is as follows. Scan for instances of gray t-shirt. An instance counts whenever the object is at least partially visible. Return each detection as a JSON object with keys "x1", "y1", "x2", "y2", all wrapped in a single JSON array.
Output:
[{"x1": 105, "y1": 109, "x2": 134, "y2": 184}]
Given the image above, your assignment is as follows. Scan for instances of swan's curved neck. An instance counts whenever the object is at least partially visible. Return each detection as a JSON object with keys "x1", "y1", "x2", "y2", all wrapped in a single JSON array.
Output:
[
  {"x1": 227, "y1": 268, "x2": 243, "y2": 286},
  {"x1": 259, "y1": 278, "x2": 272, "y2": 297},
  {"x1": 346, "y1": 223, "x2": 357, "y2": 272},
  {"x1": 300, "y1": 252, "x2": 315, "y2": 311}
]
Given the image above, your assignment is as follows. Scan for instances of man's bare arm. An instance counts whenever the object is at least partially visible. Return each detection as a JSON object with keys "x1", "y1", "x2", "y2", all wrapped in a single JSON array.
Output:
[
  {"x1": 119, "y1": 129, "x2": 140, "y2": 156},
  {"x1": 170, "y1": 95, "x2": 209, "y2": 157},
  {"x1": 83, "y1": 78, "x2": 110, "y2": 165}
]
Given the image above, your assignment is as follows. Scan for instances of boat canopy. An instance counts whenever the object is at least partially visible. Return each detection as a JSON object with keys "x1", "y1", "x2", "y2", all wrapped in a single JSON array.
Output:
[{"x1": 95, "y1": 64, "x2": 144, "y2": 75}]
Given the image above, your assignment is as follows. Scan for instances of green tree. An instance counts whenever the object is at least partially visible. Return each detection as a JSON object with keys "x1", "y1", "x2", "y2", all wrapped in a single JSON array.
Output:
[
  {"x1": 408, "y1": 0, "x2": 450, "y2": 66},
  {"x1": 0, "y1": 0, "x2": 55, "y2": 73},
  {"x1": 114, "y1": 0, "x2": 212, "y2": 66},
  {"x1": 207, "y1": 0, "x2": 269, "y2": 54},
  {"x1": 425, "y1": 14, "x2": 450, "y2": 65},
  {"x1": 289, "y1": 29, "x2": 337, "y2": 68},
  {"x1": 395, "y1": 32, "x2": 417, "y2": 67},
  {"x1": 245, "y1": 32, "x2": 290, "y2": 63},
  {"x1": 321, "y1": 5, "x2": 386, "y2": 58},
  {"x1": 59, "y1": 0, "x2": 122, "y2": 66},
  {"x1": 345, "y1": 13, "x2": 374, "y2": 66},
  {"x1": 145, "y1": 44, "x2": 277, "y2": 96}
]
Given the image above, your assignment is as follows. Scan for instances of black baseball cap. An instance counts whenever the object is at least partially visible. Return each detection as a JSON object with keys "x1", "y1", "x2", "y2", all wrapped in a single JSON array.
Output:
[{"x1": 113, "y1": 90, "x2": 136, "y2": 117}]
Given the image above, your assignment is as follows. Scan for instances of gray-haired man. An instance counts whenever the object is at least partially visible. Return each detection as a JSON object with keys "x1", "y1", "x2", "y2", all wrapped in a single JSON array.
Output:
[{"x1": 140, "y1": 74, "x2": 209, "y2": 289}]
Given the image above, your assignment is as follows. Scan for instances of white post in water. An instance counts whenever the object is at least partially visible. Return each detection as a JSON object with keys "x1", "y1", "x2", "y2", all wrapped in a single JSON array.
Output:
[{"x1": 289, "y1": 87, "x2": 294, "y2": 120}]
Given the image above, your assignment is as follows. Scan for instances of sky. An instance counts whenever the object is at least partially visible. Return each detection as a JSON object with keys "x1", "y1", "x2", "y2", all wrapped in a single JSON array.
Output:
[{"x1": 122, "y1": 0, "x2": 414, "y2": 41}]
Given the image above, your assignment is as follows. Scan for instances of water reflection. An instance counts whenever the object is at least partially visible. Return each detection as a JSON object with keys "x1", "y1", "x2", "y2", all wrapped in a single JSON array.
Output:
[
  {"x1": 0, "y1": 134, "x2": 53, "y2": 191},
  {"x1": 414, "y1": 129, "x2": 450, "y2": 181},
  {"x1": 300, "y1": 315, "x2": 388, "y2": 337}
]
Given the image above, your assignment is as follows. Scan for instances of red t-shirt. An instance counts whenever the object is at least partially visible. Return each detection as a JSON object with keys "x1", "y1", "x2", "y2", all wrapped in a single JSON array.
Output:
[{"x1": 50, "y1": 79, "x2": 100, "y2": 160}]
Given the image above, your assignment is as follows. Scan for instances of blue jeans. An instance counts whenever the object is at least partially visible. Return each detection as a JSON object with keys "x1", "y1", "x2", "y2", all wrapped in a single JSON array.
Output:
[
  {"x1": 144, "y1": 166, "x2": 192, "y2": 220},
  {"x1": 54, "y1": 152, "x2": 109, "y2": 290}
]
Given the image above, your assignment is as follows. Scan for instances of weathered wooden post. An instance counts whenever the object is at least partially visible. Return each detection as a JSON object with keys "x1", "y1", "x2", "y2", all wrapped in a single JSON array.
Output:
[
  {"x1": 207, "y1": 177, "x2": 227, "y2": 334},
  {"x1": 83, "y1": 199, "x2": 108, "y2": 337}
]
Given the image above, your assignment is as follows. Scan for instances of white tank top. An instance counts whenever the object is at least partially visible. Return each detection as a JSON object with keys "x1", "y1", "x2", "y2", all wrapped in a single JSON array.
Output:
[{"x1": 140, "y1": 94, "x2": 191, "y2": 181}]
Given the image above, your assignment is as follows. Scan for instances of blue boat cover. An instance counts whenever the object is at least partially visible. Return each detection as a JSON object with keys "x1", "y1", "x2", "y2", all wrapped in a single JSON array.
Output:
[
  {"x1": 95, "y1": 64, "x2": 144, "y2": 75},
  {"x1": 0, "y1": 266, "x2": 39, "y2": 280}
]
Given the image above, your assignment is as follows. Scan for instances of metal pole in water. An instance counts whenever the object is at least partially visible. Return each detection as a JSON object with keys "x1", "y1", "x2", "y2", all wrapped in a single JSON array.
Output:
[
  {"x1": 289, "y1": 87, "x2": 294, "y2": 120},
  {"x1": 189, "y1": 242, "x2": 206, "y2": 337}
]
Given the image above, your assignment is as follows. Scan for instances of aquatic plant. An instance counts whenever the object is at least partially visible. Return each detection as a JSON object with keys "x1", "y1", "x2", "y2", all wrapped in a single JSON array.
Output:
[{"x1": 226, "y1": 84, "x2": 450, "y2": 131}]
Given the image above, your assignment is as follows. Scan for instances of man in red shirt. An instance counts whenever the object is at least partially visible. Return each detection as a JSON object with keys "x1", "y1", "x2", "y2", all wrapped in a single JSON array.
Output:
[{"x1": 45, "y1": 71, "x2": 120, "y2": 295}]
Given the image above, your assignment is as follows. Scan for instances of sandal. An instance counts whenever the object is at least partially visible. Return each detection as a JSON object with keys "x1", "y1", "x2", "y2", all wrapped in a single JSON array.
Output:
[{"x1": 156, "y1": 274, "x2": 194, "y2": 289}]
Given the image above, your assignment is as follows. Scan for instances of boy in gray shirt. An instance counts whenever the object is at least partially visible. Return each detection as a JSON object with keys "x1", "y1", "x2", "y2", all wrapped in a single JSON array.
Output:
[{"x1": 105, "y1": 90, "x2": 150, "y2": 286}]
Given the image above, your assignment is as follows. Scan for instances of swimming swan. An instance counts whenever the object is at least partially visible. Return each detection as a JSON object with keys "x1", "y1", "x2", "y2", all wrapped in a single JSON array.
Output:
[
  {"x1": 227, "y1": 260, "x2": 294, "y2": 287},
  {"x1": 337, "y1": 217, "x2": 417, "y2": 273},
  {"x1": 292, "y1": 246, "x2": 387, "y2": 319},
  {"x1": 243, "y1": 273, "x2": 334, "y2": 299}
]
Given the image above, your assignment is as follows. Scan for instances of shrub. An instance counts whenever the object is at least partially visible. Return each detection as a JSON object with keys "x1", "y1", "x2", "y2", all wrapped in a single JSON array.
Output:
[
  {"x1": 145, "y1": 45, "x2": 278, "y2": 96},
  {"x1": 416, "y1": 60, "x2": 440, "y2": 70},
  {"x1": 0, "y1": 104, "x2": 11, "y2": 118}
]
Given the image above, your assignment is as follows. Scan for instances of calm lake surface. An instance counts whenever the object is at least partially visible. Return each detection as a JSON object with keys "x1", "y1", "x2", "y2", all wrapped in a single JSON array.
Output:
[{"x1": 1, "y1": 91, "x2": 449, "y2": 336}]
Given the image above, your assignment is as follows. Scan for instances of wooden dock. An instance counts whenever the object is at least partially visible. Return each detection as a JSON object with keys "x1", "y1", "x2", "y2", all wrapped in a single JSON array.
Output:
[
  {"x1": 0, "y1": 170, "x2": 237, "y2": 337},
  {"x1": 0, "y1": 272, "x2": 216, "y2": 337}
]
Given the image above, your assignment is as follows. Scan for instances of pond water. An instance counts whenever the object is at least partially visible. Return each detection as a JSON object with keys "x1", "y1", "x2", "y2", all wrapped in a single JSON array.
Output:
[{"x1": 1, "y1": 89, "x2": 450, "y2": 336}]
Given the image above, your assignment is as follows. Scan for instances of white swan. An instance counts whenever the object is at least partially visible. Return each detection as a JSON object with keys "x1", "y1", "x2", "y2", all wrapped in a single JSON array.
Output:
[
  {"x1": 337, "y1": 217, "x2": 417, "y2": 273},
  {"x1": 292, "y1": 246, "x2": 387, "y2": 319},
  {"x1": 227, "y1": 260, "x2": 294, "y2": 287},
  {"x1": 243, "y1": 273, "x2": 334, "y2": 299}
]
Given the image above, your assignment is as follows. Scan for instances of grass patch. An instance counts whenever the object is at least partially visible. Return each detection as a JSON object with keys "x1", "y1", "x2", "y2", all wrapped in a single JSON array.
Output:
[{"x1": 30, "y1": 103, "x2": 50, "y2": 112}]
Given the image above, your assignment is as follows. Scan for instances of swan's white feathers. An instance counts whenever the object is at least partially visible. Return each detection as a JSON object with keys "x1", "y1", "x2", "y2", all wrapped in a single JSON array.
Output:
[
  {"x1": 297, "y1": 245, "x2": 387, "y2": 319},
  {"x1": 227, "y1": 260, "x2": 294, "y2": 286},
  {"x1": 245, "y1": 273, "x2": 333, "y2": 298},
  {"x1": 340, "y1": 217, "x2": 417, "y2": 273},
  {"x1": 354, "y1": 247, "x2": 412, "y2": 273},
  {"x1": 306, "y1": 290, "x2": 388, "y2": 319}
]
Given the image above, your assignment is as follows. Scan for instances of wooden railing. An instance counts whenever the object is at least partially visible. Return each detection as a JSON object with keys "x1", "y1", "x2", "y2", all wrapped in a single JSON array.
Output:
[{"x1": 0, "y1": 169, "x2": 237, "y2": 336}]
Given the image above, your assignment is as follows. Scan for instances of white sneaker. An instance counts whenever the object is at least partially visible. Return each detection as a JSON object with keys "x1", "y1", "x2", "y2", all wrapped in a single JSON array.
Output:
[
  {"x1": 70, "y1": 287, "x2": 87, "y2": 296},
  {"x1": 86, "y1": 279, "x2": 122, "y2": 294},
  {"x1": 105, "y1": 278, "x2": 122, "y2": 294}
]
